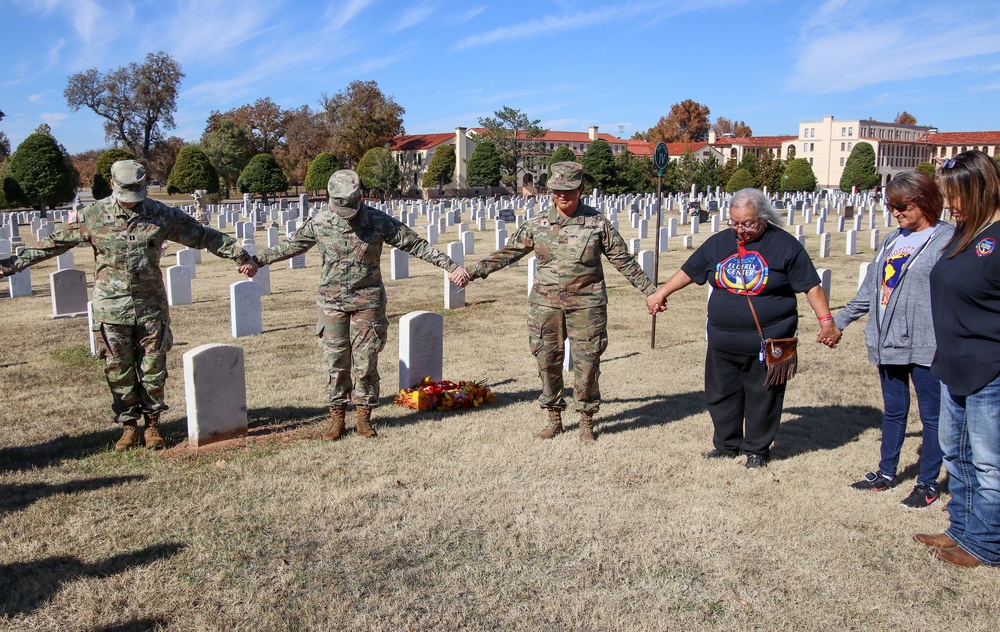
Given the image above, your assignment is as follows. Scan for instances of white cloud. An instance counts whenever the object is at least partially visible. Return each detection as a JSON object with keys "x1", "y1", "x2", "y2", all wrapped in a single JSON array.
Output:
[
  {"x1": 27, "y1": 94, "x2": 44, "y2": 104},
  {"x1": 447, "y1": 6, "x2": 485, "y2": 26},
  {"x1": 324, "y1": 0, "x2": 376, "y2": 32},
  {"x1": 390, "y1": 2, "x2": 437, "y2": 33},
  {"x1": 40, "y1": 112, "x2": 67, "y2": 127},
  {"x1": 46, "y1": 37, "x2": 65, "y2": 68},
  {"x1": 159, "y1": 0, "x2": 281, "y2": 61}
]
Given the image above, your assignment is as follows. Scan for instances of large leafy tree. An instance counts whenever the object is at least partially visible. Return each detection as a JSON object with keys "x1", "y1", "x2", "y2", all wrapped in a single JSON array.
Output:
[
  {"x1": 466, "y1": 140, "x2": 502, "y2": 188},
  {"x1": 915, "y1": 162, "x2": 935, "y2": 178},
  {"x1": 894, "y1": 111, "x2": 917, "y2": 125},
  {"x1": 276, "y1": 105, "x2": 330, "y2": 184},
  {"x1": 356, "y1": 147, "x2": 400, "y2": 199},
  {"x1": 608, "y1": 150, "x2": 655, "y2": 194},
  {"x1": 755, "y1": 150, "x2": 785, "y2": 193},
  {"x1": 200, "y1": 118, "x2": 254, "y2": 195},
  {"x1": 738, "y1": 153, "x2": 758, "y2": 179},
  {"x1": 422, "y1": 144, "x2": 455, "y2": 190},
  {"x1": 92, "y1": 147, "x2": 135, "y2": 199},
  {"x1": 147, "y1": 136, "x2": 184, "y2": 184},
  {"x1": 70, "y1": 149, "x2": 100, "y2": 192},
  {"x1": 675, "y1": 151, "x2": 701, "y2": 193},
  {"x1": 209, "y1": 98, "x2": 291, "y2": 156},
  {"x1": 304, "y1": 152, "x2": 340, "y2": 194},
  {"x1": 476, "y1": 106, "x2": 547, "y2": 190},
  {"x1": 641, "y1": 99, "x2": 711, "y2": 143},
  {"x1": 717, "y1": 159, "x2": 738, "y2": 189},
  {"x1": 580, "y1": 139, "x2": 616, "y2": 192},
  {"x1": 237, "y1": 153, "x2": 288, "y2": 204},
  {"x1": 547, "y1": 145, "x2": 577, "y2": 168},
  {"x1": 693, "y1": 156, "x2": 719, "y2": 193},
  {"x1": 64, "y1": 51, "x2": 184, "y2": 160},
  {"x1": 712, "y1": 117, "x2": 752, "y2": 137},
  {"x1": 781, "y1": 158, "x2": 817, "y2": 192},
  {"x1": 725, "y1": 168, "x2": 755, "y2": 193},
  {"x1": 840, "y1": 142, "x2": 879, "y2": 192},
  {"x1": 8, "y1": 130, "x2": 78, "y2": 212},
  {"x1": 167, "y1": 145, "x2": 219, "y2": 195},
  {"x1": 322, "y1": 80, "x2": 405, "y2": 167}
]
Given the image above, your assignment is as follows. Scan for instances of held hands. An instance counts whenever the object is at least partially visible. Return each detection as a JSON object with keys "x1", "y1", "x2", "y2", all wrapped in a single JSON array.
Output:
[
  {"x1": 238, "y1": 256, "x2": 259, "y2": 279},
  {"x1": 449, "y1": 266, "x2": 471, "y2": 288},
  {"x1": 817, "y1": 321, "x2": 842, "y2": 349}
]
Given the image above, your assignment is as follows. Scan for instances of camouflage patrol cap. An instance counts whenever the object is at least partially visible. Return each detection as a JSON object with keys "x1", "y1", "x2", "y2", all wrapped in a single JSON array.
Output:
[
  {"x1": 548, "y1": 161, "x2": 584, "y2": 191},
  {"x1": 110, "y1": 160, "x2": 148, "y2": 203},
  {"x1": 328, "y1": 169, "x2": 361, "y2": 219}
]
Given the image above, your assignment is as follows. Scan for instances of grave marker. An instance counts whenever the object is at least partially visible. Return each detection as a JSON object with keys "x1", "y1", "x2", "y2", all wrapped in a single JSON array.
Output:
[
  {"x1": 229, "y1": 280, "x2": 262, "y2": 337},
  {"x1": 166, "y1": 265, "x2": 192, "y2": 306},
  {"x1": 49, "y1": 269, "x2": 88, "y2": 318},
  {"x1": 182, "y1": 343, "x2": 248, "y2": 447},
  {"x1": 398, "y1": 311, "x2": 443, "y2": 389}
]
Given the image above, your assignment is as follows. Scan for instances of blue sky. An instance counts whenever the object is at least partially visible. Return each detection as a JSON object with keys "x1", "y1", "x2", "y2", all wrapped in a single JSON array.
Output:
[{"x1": 2, "y1": 0, "x2": 999, "y2": 155}]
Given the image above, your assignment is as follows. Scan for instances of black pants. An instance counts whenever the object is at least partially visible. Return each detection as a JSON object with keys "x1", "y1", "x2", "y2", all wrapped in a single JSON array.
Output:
[{"x1": 705, "y1": 345, "x2": 787, "y2": 458}]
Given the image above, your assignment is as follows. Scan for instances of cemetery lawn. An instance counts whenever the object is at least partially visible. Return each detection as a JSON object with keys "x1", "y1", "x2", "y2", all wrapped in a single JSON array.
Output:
[{"x1": 2, "y1": 217, "x2": 998, "y2": 631}]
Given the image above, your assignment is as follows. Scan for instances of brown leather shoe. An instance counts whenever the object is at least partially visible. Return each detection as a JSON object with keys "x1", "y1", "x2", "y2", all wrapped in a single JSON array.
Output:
[
  {"x1": 913, "y1": 533, "x2": 957, "y2": 548},
  {"x1": 934, "y1": 546, "x2": 984, "y2": 568}
]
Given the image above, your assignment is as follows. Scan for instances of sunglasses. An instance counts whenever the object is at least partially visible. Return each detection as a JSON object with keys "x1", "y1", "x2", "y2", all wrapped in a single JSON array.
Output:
[{"x1": 942, "y1": 158, "x2": 958, "y2": 169}]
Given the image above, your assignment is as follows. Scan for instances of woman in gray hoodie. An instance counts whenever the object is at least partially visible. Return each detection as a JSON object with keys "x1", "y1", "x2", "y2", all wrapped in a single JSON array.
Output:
[{"x1": 832, "y1": 171, "x2": 954, "y2": 508}]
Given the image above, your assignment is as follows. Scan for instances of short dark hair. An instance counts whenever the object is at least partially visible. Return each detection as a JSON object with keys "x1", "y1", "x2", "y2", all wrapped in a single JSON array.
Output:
[{"x1": 885, "y1": 171, "x2": 943, "y2": 224}]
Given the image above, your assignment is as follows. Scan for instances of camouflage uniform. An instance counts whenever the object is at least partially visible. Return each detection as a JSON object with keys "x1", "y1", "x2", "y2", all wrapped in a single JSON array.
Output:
[
  {"x1": 255, "y1": 171, "x2": 459, "y2": 407},
  {"x1": 468, "y1": 163, "x2": 655, "y2": 414},
  {"x1": 0, "y1": 182, "x2": 251, "y2": 424}
]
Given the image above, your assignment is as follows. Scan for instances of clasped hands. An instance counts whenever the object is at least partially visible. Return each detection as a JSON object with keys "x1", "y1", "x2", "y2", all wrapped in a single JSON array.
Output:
[
  {"x1": 237, "y1": 256, "x2": 260, "y2": 279},
  {"x1": 449, "y1": 266, "x2": 472, "y2": 288},
  {"x1": 817, "y1": 321, "x2": 842, "y2": 349}
]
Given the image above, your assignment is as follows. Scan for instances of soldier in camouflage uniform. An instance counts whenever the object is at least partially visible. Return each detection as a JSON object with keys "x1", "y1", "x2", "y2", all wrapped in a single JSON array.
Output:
[
  {"x1": 0, "y1": 160, "x2": 257, "y2": 451},
  {"x1": 254, "y1": 169, "x2": 469, "y2": 441},
  {"x1": 466, "y1": 162, "x2": 656, "y2": 442}
]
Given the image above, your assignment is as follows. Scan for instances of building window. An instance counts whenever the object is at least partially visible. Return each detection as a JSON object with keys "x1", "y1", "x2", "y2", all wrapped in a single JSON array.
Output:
[
  {"x1": 810, "y1": 143, "x2": 815, "y2": 151},
  {"x1": 809, "y1": 158, "x2": 814, "y2": 165},
  {"x1": 842, "y1": 127, "x2": 846, "y2": 136},
  {"x1": 841, "y1": 142, "x2": 845, "y2": 151},
  {"x1": 847, "y1": 142, "x2": 852, "y2": 151},
  {"x1": 810, "y1": 128, "x2": 815, "y2": 137},
  {"x1": 848, "y1": 127, "x2": 854, "y2": 136},
  {"x1": 840, "y1": 157, "x2": 845, "y2": 166}
]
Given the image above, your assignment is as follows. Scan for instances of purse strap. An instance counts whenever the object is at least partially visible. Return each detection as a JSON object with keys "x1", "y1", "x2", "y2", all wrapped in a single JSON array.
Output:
[{"x1": 737, "y1": 241, "x2": 766, "y2": 342}]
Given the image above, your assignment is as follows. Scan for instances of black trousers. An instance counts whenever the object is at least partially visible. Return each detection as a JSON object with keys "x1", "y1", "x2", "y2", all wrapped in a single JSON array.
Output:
[{"x1": 705, "y1": 345, "x2": 787, "y2": 458}]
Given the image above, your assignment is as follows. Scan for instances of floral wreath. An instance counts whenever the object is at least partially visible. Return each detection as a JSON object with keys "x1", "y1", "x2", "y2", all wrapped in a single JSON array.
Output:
[{"x1": 395, "y1": 377, "x2": 495, "y2": 411}]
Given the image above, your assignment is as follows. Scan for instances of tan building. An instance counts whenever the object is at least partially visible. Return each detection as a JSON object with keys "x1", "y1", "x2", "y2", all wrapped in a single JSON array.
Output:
[
  {"x1": 709, "y1": 132, "x2": 797, "y2": 163},
  {"x1": 627, "y1": 139, "x2": 726, "y2": 164}
]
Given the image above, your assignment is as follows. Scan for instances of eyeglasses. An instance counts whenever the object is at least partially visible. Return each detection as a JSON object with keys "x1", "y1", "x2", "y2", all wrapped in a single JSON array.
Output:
[
  {"x1": 727, "y1": 219, "x2": 759, "y2": 231},
  {"x1": 942, "y1": 158, "x2": 958, "y2": 169}
]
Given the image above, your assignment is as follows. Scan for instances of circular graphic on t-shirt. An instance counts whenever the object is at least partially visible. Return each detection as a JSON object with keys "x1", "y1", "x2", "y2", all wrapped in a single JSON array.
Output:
[
  {"x1": 716, "y1": 252, "x2": 769, "y2": 295},
  {"x1": 976, "y1": 237, "x2": 995, "y2": 257}
]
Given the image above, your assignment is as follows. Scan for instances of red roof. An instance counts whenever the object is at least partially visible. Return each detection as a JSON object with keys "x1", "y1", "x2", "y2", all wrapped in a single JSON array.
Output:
[
  {"x1": 927, "y1": 131, "x2": 1000, "y2": 145},
  {"x1": 468, "y1": 128, "x2": 625, "y2": 144},
  {"x1": 627, "y1": 140, "x2": 709, "y2": 157},
  {"x1": 712, "y1": 135, "x2": 796, "y2": 147},
  {"x1": 389, "y1": 133, "x2": 453, "y2": 151}
]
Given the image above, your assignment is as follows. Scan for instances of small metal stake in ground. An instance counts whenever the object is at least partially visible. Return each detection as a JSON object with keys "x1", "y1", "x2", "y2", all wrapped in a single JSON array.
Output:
[{"x1": 651, "y1": 142, "x2": 669, "y2": 349}]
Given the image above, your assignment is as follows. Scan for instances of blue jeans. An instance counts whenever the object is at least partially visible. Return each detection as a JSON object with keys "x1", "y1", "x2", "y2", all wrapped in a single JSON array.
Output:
[
  {"x1": 940, "y1": 375, "x2": 1000, "y2": 566},
  {"x1": 878, "y1": 364, "x2": 942, "y2": 486}
]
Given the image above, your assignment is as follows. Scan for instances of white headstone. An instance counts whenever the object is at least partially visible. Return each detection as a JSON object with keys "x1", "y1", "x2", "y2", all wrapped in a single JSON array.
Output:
[
  {"x1": 87, "y1": 301, "x2": 98, "y2": 356},
  {"x1": 629, "y1": 238, "x2": 640, "y2": 255},
  {"x1": 658, "y1": 227, "x2": 669, "y2": 253},
  {"x1": 426, "y1": 225, "x2": 438, "y2": 245},
  {"x1": 251, "y1": 264, "x2": 271, "y2": 296},
  {"x1": 390, "y1": 248, "x2": 409, "y2": 280},
  {"x1": 56, "y1": 250, "x2": 74, "y2": 270},
  {"x1": 682, "y1": 236, "x2": 693, "y2": 249},
  {"x1": 7, "y1": 268, "x2": 31, "y2": 298},
  {"x1": 667, "y1": 217, "x2": 677, "y2": 238},
  {"x1": 229, "y1": 280, "x2": 262, "y2": 337},
  {"x1": 637, "y1": 250, "x2": 655, "y2": 283},
  {"x1": 816, "y1": 217, "x2": 825, "y2": 235},
  {"x1": 819, "y1": 232, "x2": 831, "y2": 258},
  {"x1": 182, "y1": 343, "x2": 248, "y2": 448},
  {"x1": 858, "y1": 262, "x2": 870, "y2": 290},
  {"x1": 845, "y1": 230, "x2": 857, "y2": 255},
  {"x1": 177, "y1": 249, "x2": 198, "y2": 278},
  {"x1": 398, "y1": 311, "x2": 443, "y2": 389},
  {"x1": 637, "y1": 219, "x2": 648, "y2": 239},
  {"x1": 817, "y1": 268, "x2": 832, "y2": 302},
  {"x1": 49, "y1": 269, "x2": 88, "y2": 318},
  {"x1": 444, "y1": 243, "x2": 464, "y2": 309},
  {"x1": 460, "y1": 230, "x2": 474, "y2": 255},
  {"x1": 290, "y1": 253, "x2": 306, "y2": 269},
  {"x1": 166, "y1": 265, "x2": 192, "y2": 306},
  {"x1": 495, "y1": 229, "x2": 508, "y2": 251},
  {"x1": 690, "y1": 215, "x2": 700, "y2": 234},
  {"x1": 870, "y1": 229, "x2": 880, "y2": 251},
  {"x1": 527, "y1": 256, "x2": 537, "y2": 293},
  {"x1": 266, "y1": 227, "x2": 279, "y2": 248}
]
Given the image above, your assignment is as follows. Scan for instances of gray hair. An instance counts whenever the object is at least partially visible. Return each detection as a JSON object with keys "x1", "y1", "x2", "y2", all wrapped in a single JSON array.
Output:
[{"x1": 730, "y1": 188, "x2": 783, "y2": 227}]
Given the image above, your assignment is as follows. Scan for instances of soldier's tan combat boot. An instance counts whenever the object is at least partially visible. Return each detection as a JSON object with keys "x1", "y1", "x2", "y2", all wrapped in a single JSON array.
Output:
[
  {"x1": 355, "y1": 405, "x2": 377, "y2": 438},
  {"x1": 114, "y1": 421, "x2": 141, "y2": 452},
  {"x1": 578, "y1": 412, "x2": 596, "y2": 443},
  {"x1": 322, "y1": 406, "x2": 347, "y2": 441},
  {"x1": 143, "y1": 413, "x2": 166, "y2": 450},
  {"x1": 535, "y1": 409, "x2": 564, "y2": 439}
]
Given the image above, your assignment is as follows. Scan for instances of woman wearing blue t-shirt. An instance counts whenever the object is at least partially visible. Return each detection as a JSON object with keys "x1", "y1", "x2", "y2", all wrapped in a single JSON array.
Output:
[
  {"x1": 917, "y1": 150, "x2": 1000, "y2": 568},
  {"x1": 832, "y1": 172, "x2": 953, "y2": 508}
]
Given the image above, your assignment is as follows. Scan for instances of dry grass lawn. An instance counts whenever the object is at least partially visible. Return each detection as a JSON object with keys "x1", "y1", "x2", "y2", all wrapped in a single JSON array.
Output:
[{"x1": 1, "y1": 207, "x2": 998, "y2": 631}]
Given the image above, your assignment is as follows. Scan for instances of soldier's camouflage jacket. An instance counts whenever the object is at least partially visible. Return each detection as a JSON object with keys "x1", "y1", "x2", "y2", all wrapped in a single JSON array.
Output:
[
  {"x1": 470, "y1": 203, "x2": 655, "y2": 309},
  {"x1": 255, "y1": 205, "x2": 459, "y2": 312},
  {"x1": 0, "y1": 197, "x2": 251, "y2": 325}
]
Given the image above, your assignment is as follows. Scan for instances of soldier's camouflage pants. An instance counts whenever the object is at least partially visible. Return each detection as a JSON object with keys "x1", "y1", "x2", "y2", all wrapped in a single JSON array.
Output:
[
  {"x1": 94, "y1": 320, "x2": 172, "y2": 423},
  {"x1": 317, "y1": 305, "x2": 389, "y2": 407},
  {"x1": 527, "y1": 303, "x2": 608, "y2": 414}
]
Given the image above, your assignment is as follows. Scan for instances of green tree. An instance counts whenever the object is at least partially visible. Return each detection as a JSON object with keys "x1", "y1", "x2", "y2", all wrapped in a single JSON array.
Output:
[
  {"x1": 0, "y1": 161, "x2": 20, "y2": 210},
  {"x1": 781, "y1": 158, "x2": 817, "y2": 192},
  {"x1": 92, "y1": 147, "x2": 135, "y2": 199},
  {"x1": 693, "y1": 156, "x2": 719, "y2": 193},
  {"x1": 356, "y1": 147, "x2": 400, "y2": 198},
  {"x1": 201, "y1": 118, "x2": 254, "y2": 196},
  {"x1": 8, "y1": 130, "x2": 78, "y2": 212},
  {"x1": 466, "y1": 140, "x2": 502, "y2": 189},
  {"x1": 675, "y1": 151, "x2": 701, "y2": 193},
  {"x1": 64, "y1": 51, "x2": 184, "y2": 160},
  {"x1": 167, "y1": 145, "x2": 219, "y2": 195},
  {"x1": 304, "y1": 152, "x2": 340, "y2": 194},
  {"x1": 725, "y1": 168, "x2": 756, "y2": 193},
  {"x1": 738, "y1": 153, "x2": 758, "y2": 179},
  {"x1": 421, "y1": 144, "x2": 455, "y2": 191},
  {"x1": 915, "y1": 162, "x2": 935, "y2": 178},
  {"x1": 840, "y1": 142, "x2": 879, "y2": 192},
  {"x1": 321, "y1": 80, "x2": 405, "y2": 167},
  {"x1": 755, "y1": 151, "x2": 785, "y2": 193},
  {"x1": 717, "y1": 159, "x2": 738, "y2": 189},
  {"x1": 547, "y1": 145, "x2": 577, "y2": 168},
  {"x1": 608, "y1": 149, "x2": 655, "y2": 194},
  {"x1": 476, "y1": 106, "x2": 547, "y2": 190},
  {"x1": 237, "y1": 153, "x2": 287, "y2": 204},
  {"x1": 580, "y1": 139, "x2": 616, "y2": 192}
]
